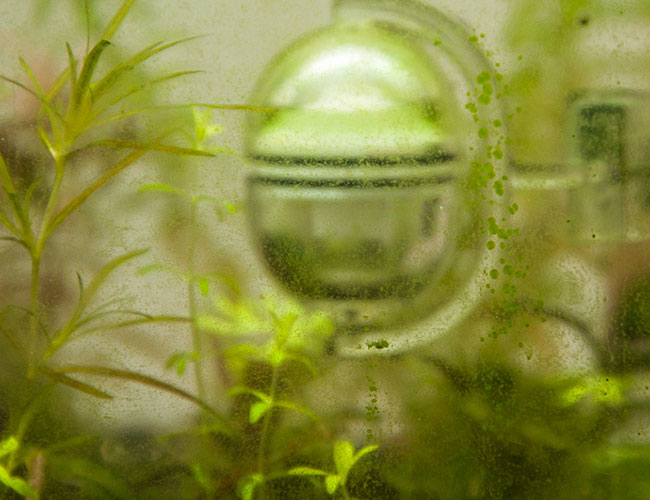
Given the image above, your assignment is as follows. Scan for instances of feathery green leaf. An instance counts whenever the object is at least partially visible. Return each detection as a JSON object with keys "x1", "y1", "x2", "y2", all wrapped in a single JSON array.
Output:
[
  {"x1": 249, "y1": 401, "x2": 271, "y2": 424},
  {"x1": 39, "y1": 365, "x2": 113, "y2": 400},
  {"x1": 288, "y1": 467, "x2": 328, "y2": 476},
  {"x1": 86, "y1": 139, "x2": 216, "y2": 157},
  {"x1": 0, "y1": 465, "x2": 39, "y2": 499},
  {"x1": 72, "y1": 39, "x2": 111, "y2": 111},
  {"x1": 91, "y1": 36, "x2": 201, "y2": 102},
  {"x1": 100, "y1": 0, "x2": 136, "y2": 41},
  {"x1": 52, "y1": 365, "x2": 227, "y2": 422}
]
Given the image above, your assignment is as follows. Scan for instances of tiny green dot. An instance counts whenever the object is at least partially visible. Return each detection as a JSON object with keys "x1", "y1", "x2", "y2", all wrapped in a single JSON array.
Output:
[
  {"x1": 487, "y1": 240, "x2": 496, "y2": 250},
  {"x1": 478, "y1": 127, "x2": 488, "y2": 138},
  {"x1": 490, "y1": 269, "x2": 499, "y2": 279}
]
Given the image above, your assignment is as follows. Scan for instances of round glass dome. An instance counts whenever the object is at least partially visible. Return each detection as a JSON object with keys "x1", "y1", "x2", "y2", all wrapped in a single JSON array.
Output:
[
  {"x1": 244, "y1": 15, "x2": 496, "y2": 338},
  {"x1": 246, "y1": 22, "x2": 462, "y2": 160}
]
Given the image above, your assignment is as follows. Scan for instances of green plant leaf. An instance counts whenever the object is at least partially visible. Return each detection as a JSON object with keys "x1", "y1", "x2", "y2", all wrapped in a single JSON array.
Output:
[
  {"x1": 237, "y1": 473, "x2": 263, "y2": 500},
  {"x1": 198, "y1": 277, "x2": 210, "y2": 296},
  {"x1": 196, "y1": 299, "x2": 267, "y2": 336},
  {"x1": 166, "y1": 351, "x2": 198, "y2": 376},
  {"x1": 16, "y1": 57, "x2": 66, "y2": 138},
  {"x1": 23, "y1": 175, "x2": 43, "y2": 213},
  {"x1": 91, "y1": 103, "x2": 273, "y2": 132},
  {"x1": 288, "y1": 467, "x2": 329, "y2": 476},
  {"x1": 66, "y1": 42, "x2": 78, "y2": 95},
  {"x1": 227, "y1": 386, "x2": 271, "y2": 404},
  {"x1": 0, "y1": 236, "x2": 29, "y2": 250},
  {"x1": 249, "y1": 401, "x2": 271, "y2": 424},
  {"x1": 0, "y1": 212, "x2": 19, "y2": 237},
  {"x1": 99, "y1": 0, "x2": 136, "y2": 41},
  {"x1": 274, "y1": 400, "x2": 319, "y2": 422},
  {"x1": 325, "y1": 474, "x2": 340, "y2": 495},
  {"x1": 75, "y1": 271, "x2": 85, "y2": 298},
  {"x1": 193, "y1": 194, "x2": 218, "y2": 205},
  {"x1": 46, "y1": 249, "x2": 149, "y2": 357},
  {"x1": 222, "y1": 343, "x2": 259, "y2": 361},
  {"x1": 87, "y1": 139, "x2": 216, "y2": 157},
  {"x1": 561, "y1": 375, "x2": 626, "y2": 406},
  {"x1": 44, "y1": 149, "x2": 147, "y2": 242},
  {"x1": 72, "y1": 311, "x2": 189, "y2": 338},
  {"x1": 43, "y1": 68, "x2": 71, "y2": 128},
  {"x1": 224, "y1": 201, "x2": 237, "y2": 214},
  {"x1": 352, "y1": 445, "x2": 379, "y2": 468},
  {"x1": 0, "y1": 75, "x2": 66, "y2": 125},
  {"x1": 91, "y1": 36, "x2": 201, "y2": 103},
  {"x1": 195, "y1": 314, "x2": 233, "y2": 335},
  {"x1": 266, "y1": 345, "x2": 285, "y2": 368},
  {"x1": 0, "y1": 465, "x2": 39, "y2": 499},
  {"x1": 36, "y1": 125, "x2": 56, "y2": 157},
  {"x1": 192, "y1": 106, "x2": 224, "y2": 147},
  {"x1": 0, "y1": 324, "x2": 24, "y2": 357},
  {"x1": 18, "y1": 57, "x2": 45, "y2": 95},
  {"x1": 333, "y1": 441, "x2": 355, "y2": 478},
  {"x1": 0, "y1": 152, "x2": 16, "y2": 196},
  {"x1": 0, "y1": 437, "x2": 18, "y2": 458},
  {"x1": 282, "y1": 353, "x2": 318, "y2": 376},
  {"x1": 72, "y1": 39, "x2": 111, "y2": 112},
  {"x1": 191, "y1": 463, "x2": 212, "y2": 493},
  {"x1": 108, "y1": 70, "x2": 203, "y2": 107},
  {"x1": 192, "y1": 102, "x2": 277, "y2": 114},
  {"x1": 137, "y1": 262, "x2": 186, "y2": 279},
  {"x1": 51, "y1": 365, "x2": 227, "y2": 424},
  {"x1": 39, "y1": 365, "x2": 113, "y2": 400},
  {"x1": 137, "y1": 183, "x2": 188, "y2": 198},
  {"x1": 77, "y1": 248, "x2": 148, "y2": 310},
  {"x1": 273, "y1": 312, "x2": 298, "y2": 349}
]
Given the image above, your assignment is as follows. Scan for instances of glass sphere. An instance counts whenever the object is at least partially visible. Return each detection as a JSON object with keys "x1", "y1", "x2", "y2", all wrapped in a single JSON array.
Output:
[{"x1": 245, "y1": 19, "x2": 488, "y2": 330}]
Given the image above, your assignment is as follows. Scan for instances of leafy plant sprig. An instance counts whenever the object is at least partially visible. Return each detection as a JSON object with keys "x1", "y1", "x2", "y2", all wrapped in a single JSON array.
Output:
[
  {"x1": 0, "y1": 2, "x2": 262, "y2": 495},
  {"x1": 0, "y1": 436, "x2": 39, "y2": 499},
  {"x1": 287, "y1": 441, "x2": 378, "y2": 500},
  {"x1": 0, "y1": 0, "x2": 217, "y2": 379}
]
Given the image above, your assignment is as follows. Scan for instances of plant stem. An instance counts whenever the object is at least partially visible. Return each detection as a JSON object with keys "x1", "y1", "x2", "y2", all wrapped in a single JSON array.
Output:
[
  {"x1": 185, "y1": 166, "x2": 216, "y2": 497},
  {"x1": 257, "y1": 364, "x2": 279, "y2": 469},
  {"x1": 27, "y1": 156, "x2": 64, "y2": 376},
  {"x1": 188, "y1": 198, "x2": 207, "y2": 408},
  {"x1": 27, "y1": 255, "x2": 41, "y2": 377},
  {"x1": 36, "y1": 157, "x2": 65, "y2": 256}
]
